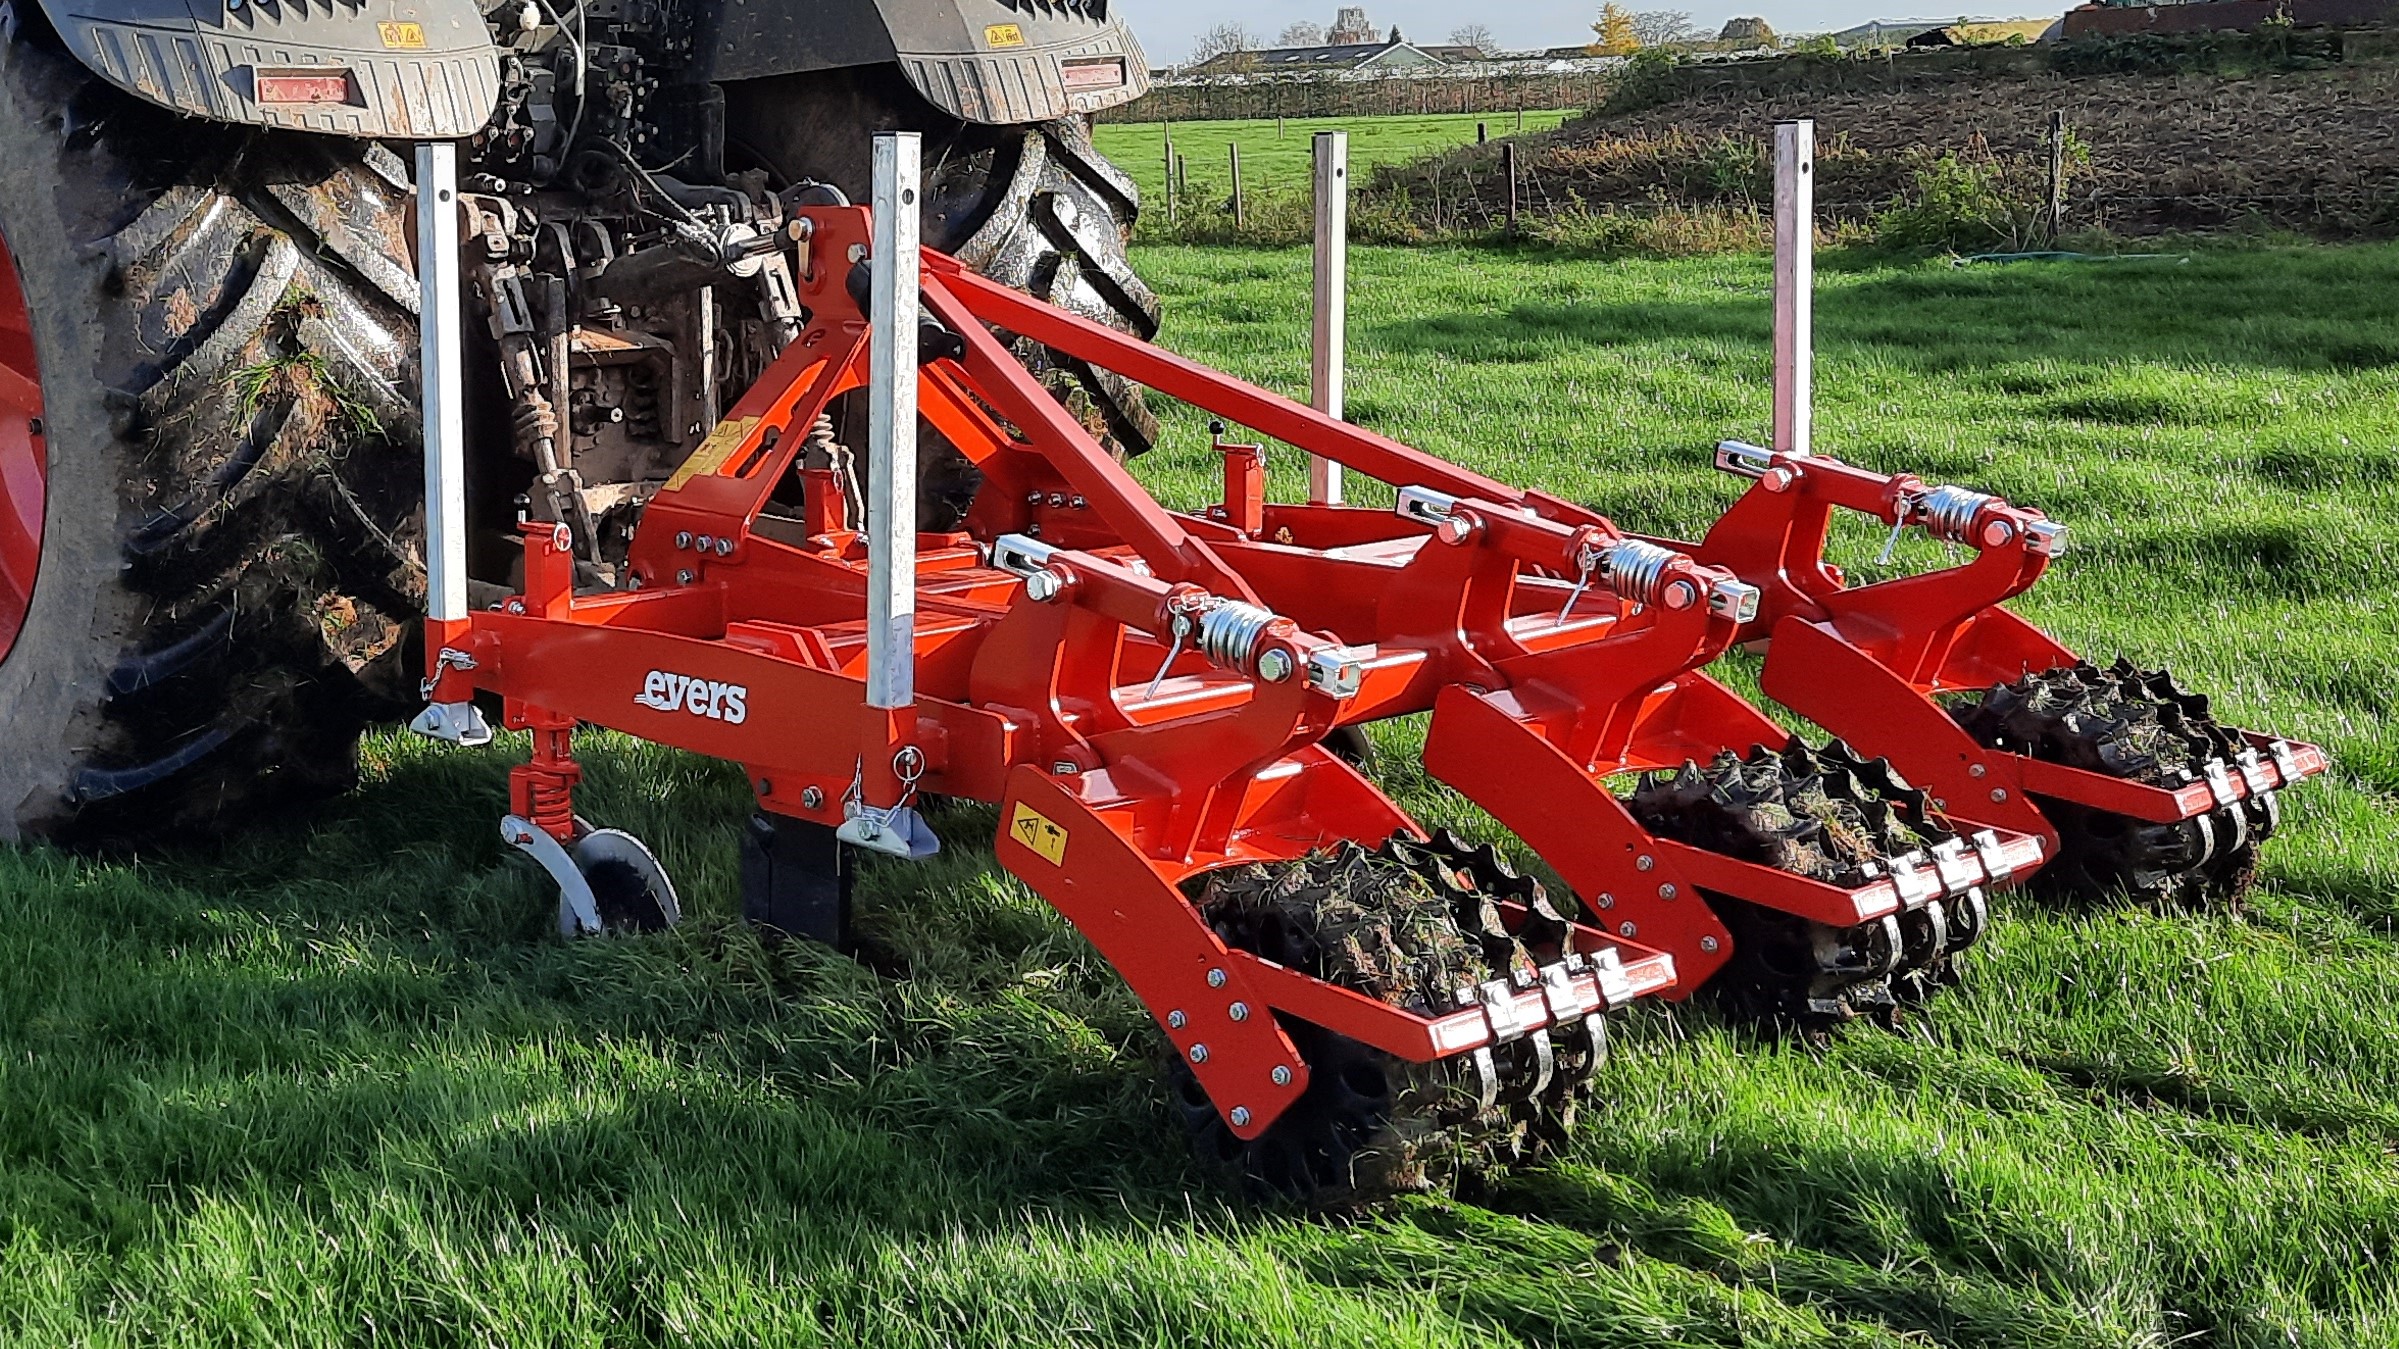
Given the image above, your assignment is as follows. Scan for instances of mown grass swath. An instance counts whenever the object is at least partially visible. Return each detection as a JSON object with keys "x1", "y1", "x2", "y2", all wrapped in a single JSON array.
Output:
[{"x1": 1, "y1": 240, "x2": 2394, "y2": 1345}]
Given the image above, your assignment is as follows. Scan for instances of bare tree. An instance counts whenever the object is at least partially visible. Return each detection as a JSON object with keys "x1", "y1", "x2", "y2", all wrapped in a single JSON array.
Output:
[
  {"x1": 1277, "y1": 20, "x2": 1326, "y2": 46},
  {"x1": 1448, "y1": 23, "x2": 1496, "y2": 53},
  {"x1": 1630, "y1": 10, "x2": 1700, "y2": 45},
  {"x1": 1189, "y1": 21, "x2": 1258, "y2": 64}
]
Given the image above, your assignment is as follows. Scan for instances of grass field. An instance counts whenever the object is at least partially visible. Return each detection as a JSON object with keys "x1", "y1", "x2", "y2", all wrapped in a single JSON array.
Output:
[
  {"x1": 1095, "y1": 111, "x2": 1579, "y2": 208},
  {"x1": 3, "y1": 240, "x2": 2398, "y2": 1346}
]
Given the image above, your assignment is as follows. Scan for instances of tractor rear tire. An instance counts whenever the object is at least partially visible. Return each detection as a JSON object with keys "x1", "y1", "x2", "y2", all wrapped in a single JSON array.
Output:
[{"x1": 0, "y1": 37, "x2": 426, "y2": 845}]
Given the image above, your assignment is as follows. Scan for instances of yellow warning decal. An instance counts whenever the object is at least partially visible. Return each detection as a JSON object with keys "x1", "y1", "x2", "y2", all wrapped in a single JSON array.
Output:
[
  {"x1": 984, "y1": 22, "x2": 1026, "y2": 48},
  {"x1": 665, "y1": 416, "x2": 761, "y2": 491},
  {"x1": 1008, "y1": 802, "x2": 1068, "y2": 866},
  {"x1": 377, "y1": 21, "x2": 427, "y2": 48}
]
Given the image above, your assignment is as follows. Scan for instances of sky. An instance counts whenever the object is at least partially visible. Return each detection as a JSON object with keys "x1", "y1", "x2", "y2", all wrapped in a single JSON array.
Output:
[{"x1": 1130, "y1": 2, "x2": 2043, "y2": 60}]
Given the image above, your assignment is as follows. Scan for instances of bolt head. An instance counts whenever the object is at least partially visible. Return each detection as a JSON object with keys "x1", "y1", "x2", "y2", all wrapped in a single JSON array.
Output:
[
  {"x1": 1188, "y1": 1044, "x2": 1208, "y2": 1064},
  {"x1": 1982, "y1": 518, "x2": 2017, "y2": 548},
  {"x1": 1658, "y1": 883, "x2": 1678, "y2": 900},
  {"x1": 695, "y1": 534, "x2": 714, "y2": 551},
  {"x1": 1256, "y1": 649, "x2": 1294, "y2": 683},
  {"x1": 1991, "y1": 788, "x2": 2009, "y2": 803},
  {"x1": 1026, "y1": 491, "x2": 1045, "y2": 505},
  {"x1": 1597, "y1": 892, "x2": 1615, "y2": 909},
  {"x1": 1618, "y1": 921, "x2": 1637, "y2": 938},
  {"x1": 1206, "y1": 968, "x2": 1227, "y2": 988},
  {"x1": 1969, "y1": 763, "x2": 1988, "y2": 778},
  {"x1": 1762, "y1": 466, "x2": 1797, "y2": 493},
  {"x1": 506, "y1": 599, "x2": 527, "y2": 614},
  {"x1": 1271, "y1": 1065, "x2": 1293, "y2": 1086},
  {"x1": 801, "y1": 786, "x2": 825, "y2": 810},
  {"x1": 1663, "y1": 579, "x2": 1699, "y2": 610},
  {"x1": 1228, "y1": 1105, "x2": 1251, "y2": 1128},
  {"x1": 1700, "y1": 935, "x2": 1721, "y2": 953},
  {"x1": 715, "y1": 537, "x2": 735, "y2": 557},
  {"x1": 676, "y1": 569, "x2": 695, "y2": 586},
  {"x1": 1636, "y1": 855, "x2": 1654, "y2": 872},
  {"x1": 1024, "y1": 570, "x2": 1065, "y2": 603},
  {"x1": 1229, "y1": 1001, "x2": 1250, "y2": 1021},
  {"x1": 1167, "y1": 1009, "x2": 1187, "y2": 1029},
  {"x1": 674, "y1": 530, "x2": 693, "y2": 550},
  {"x1": 1047, "y1": 493, "x2": 1067, "y2": 508}
]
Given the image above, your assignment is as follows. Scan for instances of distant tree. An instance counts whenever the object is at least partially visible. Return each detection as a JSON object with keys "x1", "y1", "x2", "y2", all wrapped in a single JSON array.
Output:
[
  {"x1": 1388, "y1": 24, "x2": 1405, "y2": 42},
  {"x1": 1629, "y1": 10, "x2": 1698, "y2": 46},
  {"x1": 1189, "y1": 21, "x2": 1258, "y2": 65},
  {"x1": 1716, "y1": 15, "x2": 1777, "y2": 45},
  {"x1": 1448, "y1": 23, "x2": 1496, "y2": 53},
  {"x1": 1590, "y1": 2, "x2": 1641, "y2": 54},
  {"x1": 1277, "y1": 20, "x2": 1326, "y2": 46}
]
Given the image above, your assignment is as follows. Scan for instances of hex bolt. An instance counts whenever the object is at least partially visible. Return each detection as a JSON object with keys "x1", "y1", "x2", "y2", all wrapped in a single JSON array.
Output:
[
  {"x1": 1636, "y1": 855, "x2": 1654, "y2": 872},
  {"x1": 1026, "y1": 491, "x2": 1044, "y2": 505},
  {"x1": 1700, "y1": 936, "x2": 1721, "y2": 953},
  {"x1": 1663, "y1": 579, "x2": 1698, "y2": 610},
  {"x1": 1188, "y1": 1043, "x2": 1208, "y2": 1064},
  {"x1": 1990, "y1": 788, "x2": 2009, "y2": 803},
  {"x1": 1206, "y1": 968, "x2": 1227, "y2": 988},
  {"x1": 1969, "y1": 764, "x2": 1987, "y2": 778},
  {"x1": 695, "y1": 535, "x2": 714, "y2": 552},
  {"x1": 1762, "y1": 466, "x2": 1796, "y2": 493},
  {"x1": 1256, "y1": 649, "x2": 1294, "y2": 683},
  {"x1": 1167, "y1": 1009, "x2": 1187, "y2": 1029},
  {"x1": 715, "y1": 537, "x2": 735, "y2": 557},
  {"x1": 1069, "y1": 496, "x2": 1088, "y2": 510},
  {"x1": 1024, "y1": 570, "x2": 1065, "y2": 603},
  {"x1": 1228, "y1": 1001, "x2": 1250, "y2": 1021},
  {"x1": 1047, "y1": 493, "x2": 1067, "y2": 508},
  {"x1": 1982, "y1": 518, "x2": 2017, "y2": 548},
  {"x1": 1229, "y1": 1106, "x2": 1251, "y2": 1128},
  {"x1": 506, "y1": 599, "x2": 527, "y2": 614},
  {"x1": 674, "y1": 531, "x2": 693, "y2": 549},
  {"x1": 676, "y1": 569, "x2": 695, "y2": 585},
  {"x1": 1596, "y1": 892, "x2": 1615, "y2": 909},
  {"x1": 1618, "y1": 921, "x2": 1637, "y2": 938},
  {"x1": 1271, "y1": 1065, "x2": 1293, "y2": 1086},
  {"x1": 1658, "y1": 884, "x2": 1678, "y2": 900},
  {"x1": 801, "y1": 786, "x2": 825, "y2": 809}
]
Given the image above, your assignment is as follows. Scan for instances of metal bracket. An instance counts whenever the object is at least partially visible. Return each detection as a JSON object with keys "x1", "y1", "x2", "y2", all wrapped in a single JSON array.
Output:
[
  {"x1": 501, "y1": 813, "x2": 604, "y2": 938},
  {"x1": 410, "y1": 701, "x2": 493, "y2": 746},
  {"x1": 837, "y1": 801, "x2": 941, "y2": 858}
]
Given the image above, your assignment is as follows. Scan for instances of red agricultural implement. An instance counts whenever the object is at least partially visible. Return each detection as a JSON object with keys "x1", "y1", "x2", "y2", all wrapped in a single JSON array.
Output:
[{"x1": 409, "y1": 135, "x2": 2324, "y2": 1197}]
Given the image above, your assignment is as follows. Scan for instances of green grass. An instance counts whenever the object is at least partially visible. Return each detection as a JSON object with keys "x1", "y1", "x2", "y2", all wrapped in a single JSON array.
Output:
[
  {"x1": 1095, "y1": 111, "x2": 1579, "y2": 209},
  {"x1": 4, "y1": 241, "x2": 2398, "y2": 1345}
]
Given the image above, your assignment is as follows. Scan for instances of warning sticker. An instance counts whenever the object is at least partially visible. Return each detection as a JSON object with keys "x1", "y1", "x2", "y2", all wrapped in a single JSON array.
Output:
[
  {"x1": 1008, "y1": 802, "x2": 1068, "y2": 866},
  {"x1": 984, "y1": 22, "x2": 1026, "y2": 48},
  {"x1": 377, "y1": 21, "x2": 427, "y2": 48},
  {"x1": 665, "y1": 416, "x2": 761, "y2": 491}
]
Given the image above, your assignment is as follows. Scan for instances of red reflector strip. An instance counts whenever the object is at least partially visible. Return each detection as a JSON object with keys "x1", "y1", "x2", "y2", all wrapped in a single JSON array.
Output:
[
  {"x1": 1061, "y1": 58, "x2": 1125, "y2": 91},
  {"x1": 255, "y1": 71, "x2": 354, "y2": 104}
]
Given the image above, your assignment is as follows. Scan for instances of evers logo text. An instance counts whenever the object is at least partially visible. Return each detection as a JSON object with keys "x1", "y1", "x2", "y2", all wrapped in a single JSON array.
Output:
[{"x1": 635, "y1": 671, "x2": 748, "y2": 724}]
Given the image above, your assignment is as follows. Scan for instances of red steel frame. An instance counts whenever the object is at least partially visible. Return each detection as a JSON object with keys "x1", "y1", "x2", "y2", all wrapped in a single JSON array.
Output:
[
  {"x1": 921, "y1": 254, "x2": 2048, "y2": 993},
  {"x1": 1663, "y1": 444, "x2": 2328, "y2": 847},
  {"x1": 424, "y1": 206, "x2": 1675, "y2": 1139},
  {"x1": 0, "y1": 223, "x2": 47, "y2": 664}
]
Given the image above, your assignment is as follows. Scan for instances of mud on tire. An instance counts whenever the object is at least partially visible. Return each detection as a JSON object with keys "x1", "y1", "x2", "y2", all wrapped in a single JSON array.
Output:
[{"x1": 0, "y1": 35, "x2": 425, "y2": 843}]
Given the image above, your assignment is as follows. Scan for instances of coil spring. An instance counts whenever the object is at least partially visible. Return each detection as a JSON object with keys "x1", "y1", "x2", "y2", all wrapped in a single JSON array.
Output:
[
  {"x1": 1915, "y1": 485, "x2": 1997, "y2": 545},
  {"x1": 1197, "y1": 601, "x2": 1278, "y2": 671},
  {"x1": 1598, "y1": 539, "x2": 1676, "y2": 607}
]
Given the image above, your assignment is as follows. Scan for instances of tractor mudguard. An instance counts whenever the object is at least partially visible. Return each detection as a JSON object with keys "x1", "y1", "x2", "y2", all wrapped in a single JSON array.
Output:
[
  {"x1": 24, "y1": 0, "x2": 499, "y2": 137},
  {"x1": 703, "y1": 0, "x2": 1149, "y2": 123}
]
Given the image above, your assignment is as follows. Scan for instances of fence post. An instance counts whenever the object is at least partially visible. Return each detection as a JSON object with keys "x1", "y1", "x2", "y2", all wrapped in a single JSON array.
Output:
[
  {"x1": 2047, "y1": 109, "x2": 2067, "y2": 243},
  {"x1": 1477, "y1": 121, "x2": 1488, "y2": 143},
  {"x1": 1309, "y1": 131, "x2": 1349, "y2": 506},
  {"x1": 1772, "y1": 119, "x2": 1813, "y2": 457},
  {"x1": 1230, "y1": 142, "x2": 1244, "y2": 231},
  {"x1": 1504, "y1": 142, "x2": 1519, "y2": 232}
]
